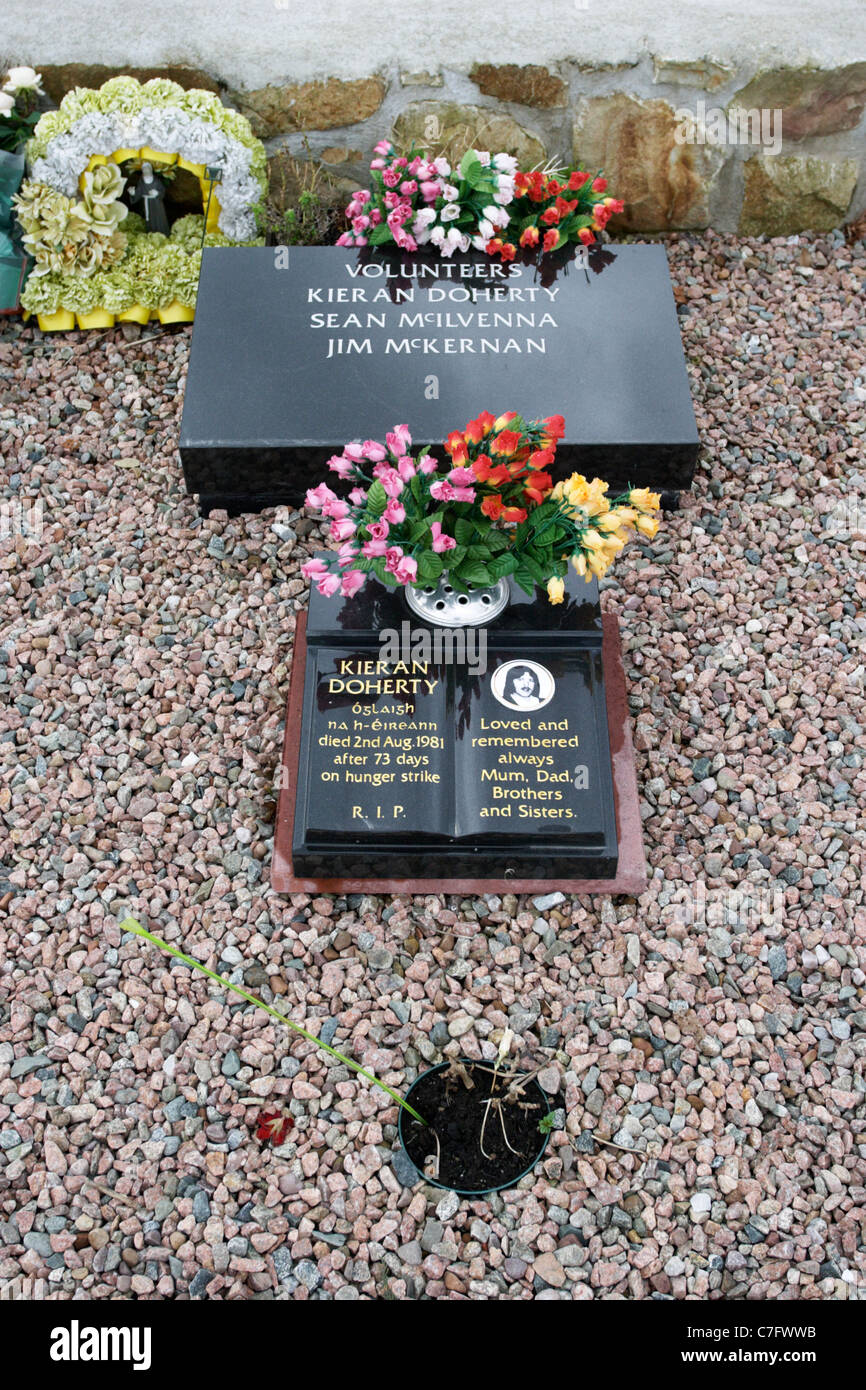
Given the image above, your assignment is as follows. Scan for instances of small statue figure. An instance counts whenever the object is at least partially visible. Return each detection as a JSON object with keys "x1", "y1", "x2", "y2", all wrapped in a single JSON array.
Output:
[{"x1": 129, "y1": 161, "x2": 169, "y2": 235}]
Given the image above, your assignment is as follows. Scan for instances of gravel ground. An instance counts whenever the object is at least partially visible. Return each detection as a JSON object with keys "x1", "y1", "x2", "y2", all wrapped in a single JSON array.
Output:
[{"x1": 0, "y1": 229, "x2": 864, "y2": 1302}]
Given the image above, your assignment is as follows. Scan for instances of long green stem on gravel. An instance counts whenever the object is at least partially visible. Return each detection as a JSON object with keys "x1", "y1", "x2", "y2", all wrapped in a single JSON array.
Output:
[{"x1": 119, "y1": 918, "x2": 427, "y2": 1125}]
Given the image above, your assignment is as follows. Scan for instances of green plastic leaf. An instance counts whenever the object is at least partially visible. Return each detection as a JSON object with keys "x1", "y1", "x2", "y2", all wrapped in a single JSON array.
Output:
[
  {"x1": 459, "y1": 150, "x2": 482, "y2": 185},
  {"x1": 488, "y1": 552, "x2": 519, "y2": 580},
  {"x1": 523, "y1": 553, "x2": 551, "y2": 584},
  {"x1": 366, "y1": 479, "x2": 387, "y2": 517},
  {"x1": 485, "y1": 530, "x2": 509, "y2": 553},
  {"x1": 514, "y1": 564, "x2": 537, "y2": 597},
  {"x1": 417, "y1": 550, "x2": 444, "y2": 583},
  {"x1": 459, "y1": 560, "x2": 492, "y2": 586}
]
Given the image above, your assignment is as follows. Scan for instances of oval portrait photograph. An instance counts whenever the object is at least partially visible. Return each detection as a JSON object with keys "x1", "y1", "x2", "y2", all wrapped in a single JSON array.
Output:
[{"x1": 490, "y1": 659, "x2": 556, "y2": 713}]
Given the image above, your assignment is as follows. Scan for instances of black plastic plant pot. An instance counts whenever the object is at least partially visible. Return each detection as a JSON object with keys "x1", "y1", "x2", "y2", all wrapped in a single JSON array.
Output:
[{"x1": 398, "y1": 1057, "x2": 552, "y2": 1196}]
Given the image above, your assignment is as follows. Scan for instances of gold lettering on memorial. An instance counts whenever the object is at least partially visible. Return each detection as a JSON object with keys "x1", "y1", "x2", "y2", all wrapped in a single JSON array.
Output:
[
  {"x1": 474, "y1": 715, "x2": 580, "y2": 820},
  {"x1": 328, "y1": 658, "x2": 439, "y2": 697},
  {"x1": 315, "y1": 667, "x2": 585, "y2": 830}
]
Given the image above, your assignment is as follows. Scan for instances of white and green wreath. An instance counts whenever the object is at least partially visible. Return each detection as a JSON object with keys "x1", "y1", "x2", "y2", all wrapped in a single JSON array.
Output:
[
  {"x1": 18, "y1": 75, "x2": 267, "y2": 326},
  {"x1": 27, "y1": 75, "x2": 267, "y2": 240}
]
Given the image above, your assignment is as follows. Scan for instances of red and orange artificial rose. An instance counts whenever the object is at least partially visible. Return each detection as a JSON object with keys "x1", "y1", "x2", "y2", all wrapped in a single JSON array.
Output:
[{"x1": 492, "y1": 166, "x2": 624, "y2": 260}]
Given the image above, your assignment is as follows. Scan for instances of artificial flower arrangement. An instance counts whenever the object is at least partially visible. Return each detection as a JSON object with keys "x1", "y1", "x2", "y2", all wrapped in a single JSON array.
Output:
[
  {"x1": 26, "y1": 76, "x2": 266, "y2": 240},
  {"x1": 487, "y1": 167, "x2": 626, "y2": 261},
  {"x1": 16, "y1": 74, "x2": 267, "y2": 328},
  {"x1": 17, "y1": 210, "x2": 255, "y2": 322},
  {"x1": 302, "y1": 412, "x2": 660, "y2": 603},
  {"x1": 0, "y1": 66, "x2": 42, "y2": 154},
  {"x1": 336, "y1": 141, "x2": 623, "y2": 261},
  {"x1": 337, "y1": 139, "x2": 516, "y2": 256},
  {"x1": 15, "y1": 163, "x2": 128, "y2": 275}
]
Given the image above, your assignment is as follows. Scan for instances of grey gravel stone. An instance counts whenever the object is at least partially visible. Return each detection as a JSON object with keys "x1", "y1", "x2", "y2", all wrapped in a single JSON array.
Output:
[
  {"x1": 10, "y1": 1054, "x2": 51, "y2": 1079},
  {"x1": 397, "y1": 1239, "x2": 423, "y2": 1265},
  {"x1": 295, "y1": 1259, "x2": 324, "y2": 1291},
  {"x1": 23, "y1": 1232, "x2": 53, "y2": 1256},
  {"x1": 188, "y1": 1269, "x2": 216, "y2": 1297},
  {"x1": 390, "y1": 1148, "x2": 420, "y2": 1188},
  {"x1": 221, "y1": 1050, "x2": 240, "y2": 1077},
  {"x1": 767, "y1": 945, "x2": 788, "y2": 980},
  {"x1": 435, "y1": 1189, "x2": 460, "y2": 1222}
]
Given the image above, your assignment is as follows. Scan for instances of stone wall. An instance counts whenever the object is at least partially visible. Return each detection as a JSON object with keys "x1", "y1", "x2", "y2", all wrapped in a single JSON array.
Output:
[{"x1": 6, "y1": 0, "x2": 866, "y2": 235}]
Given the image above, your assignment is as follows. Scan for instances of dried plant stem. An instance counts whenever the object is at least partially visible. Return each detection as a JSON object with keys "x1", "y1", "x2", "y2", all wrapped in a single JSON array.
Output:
[
  {"x1": 81, "y1": 1178, "x2": 139, "y2": 1208},
  {"x1": 423, "y1": 1127, "x2": 442, "y2": 1180},
  {"x1": 479, "y1": 1097, "x2": 520, "y2": 1160},
  {"x1": 504, "y1": 1063, "x2": 549, "y2": 1102},
  {"x1": 479, "y1": 1096, "x2": 495, "y2": 1160},
  {"x1": 589, "y1": 1136, "x2": 640, "y2": 1155},
  {"x1": 497, "y1": 1101, "x2": 520, "y2": 1156}
]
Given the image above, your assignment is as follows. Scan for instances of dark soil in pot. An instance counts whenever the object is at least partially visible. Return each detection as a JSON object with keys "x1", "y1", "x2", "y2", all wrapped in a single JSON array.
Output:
[{"x1": 400, "y1": 1060, "x2": 552, "y2": 1194}]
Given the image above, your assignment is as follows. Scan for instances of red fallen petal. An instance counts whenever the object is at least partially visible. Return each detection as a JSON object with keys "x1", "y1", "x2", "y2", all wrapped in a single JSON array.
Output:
[{"x1": 256, "y1": 1110, "x2": 295, "y2": 1145}]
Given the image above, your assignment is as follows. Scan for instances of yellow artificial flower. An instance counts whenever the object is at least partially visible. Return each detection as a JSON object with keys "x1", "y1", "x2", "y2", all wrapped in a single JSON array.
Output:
[
  {"x1": 611, "y1": 505, "x2": 638, "y2": 527},
  {"x1": 547, "y1": 575, "x2": 565, "y2": 604},
  {"x1": 635, "y1": 513, "x2": 660, "y2": 539},
  {"x1": 628, "y1": 487, "x2": 661, "y2": 514},
  {"x1": 571, "y1": 552, "x2": 588, "y2": 577},
  {"x1": 565, "y1": 475, "x2": 609, "y2": 516},
  {"x1": 585, "y1": 548, "x2": 610, "y2": 579}
]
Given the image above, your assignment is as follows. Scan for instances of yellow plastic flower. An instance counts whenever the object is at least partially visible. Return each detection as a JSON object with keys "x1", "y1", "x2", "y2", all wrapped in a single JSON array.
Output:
[
  {"x1": 546, "y1": 575, "x2": 565, "y2": 604},
  {"x1": 565, "y1": 475, "x2": 610, "y2": 516},
  {"x1": 571, "y1": 552, "x2": 588, "y2": 577},
  {"x1": 584, "y1": 527, "x2": 622, "y2": 554},
  {"x1": 628, "y1": 487, "x2": 661, "y2": 514},
  {"x1": 635, "y1": 513, "x2": 660, "y2": 539},
  {"x1": 585, "y1": 548, "x2": 610, "y2": 579}
]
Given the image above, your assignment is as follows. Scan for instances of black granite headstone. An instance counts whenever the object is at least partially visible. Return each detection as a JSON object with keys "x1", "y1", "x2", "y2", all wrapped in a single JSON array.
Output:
[
  {"x1": 292, "y1": 563, "x2": 618, "y2": 880},
  {"x1": 180, "y1": 243, "x2": 699, "y2": 515}
]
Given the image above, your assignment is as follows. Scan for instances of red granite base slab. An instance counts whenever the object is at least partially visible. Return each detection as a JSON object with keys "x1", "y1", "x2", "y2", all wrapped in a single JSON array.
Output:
[{"x1": 271, "y1": 611, "x2": 648, "y2": 897}]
